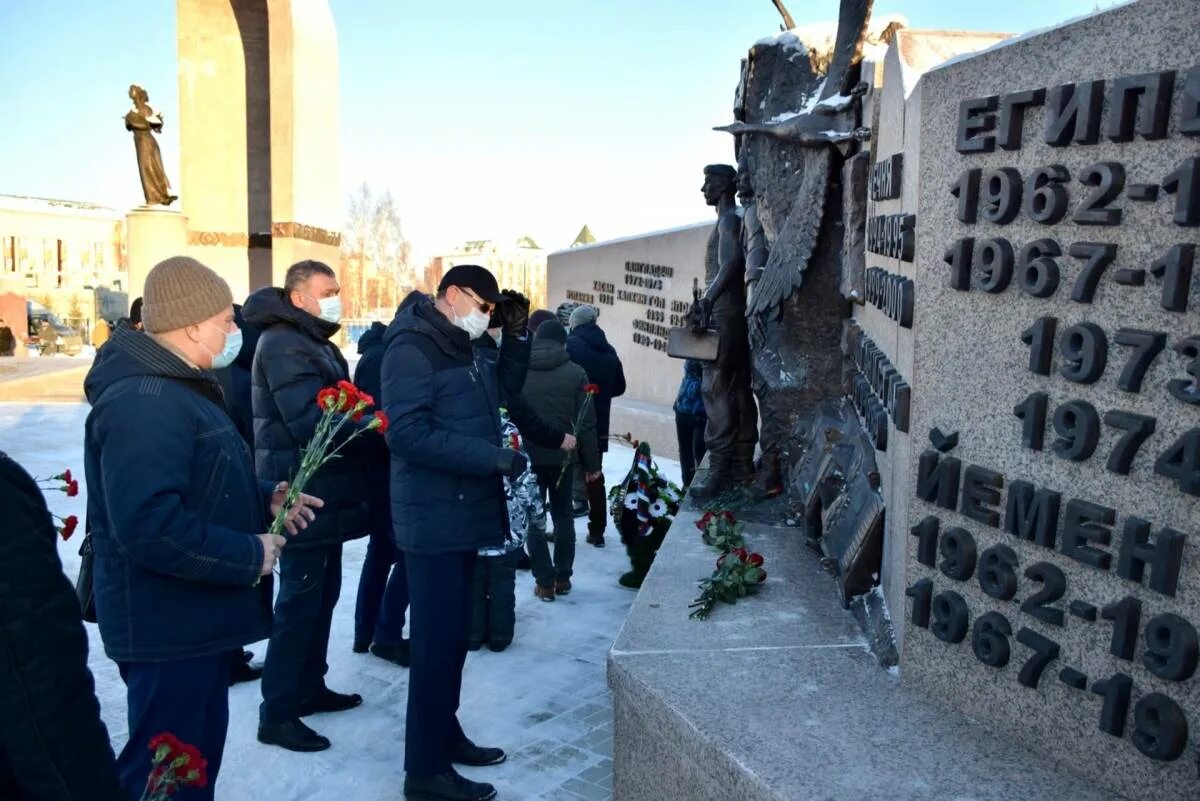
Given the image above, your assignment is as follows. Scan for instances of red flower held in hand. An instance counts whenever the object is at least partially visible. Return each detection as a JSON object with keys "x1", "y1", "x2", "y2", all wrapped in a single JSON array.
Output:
[
  {"x1": 316, "y1": 387, "x2": 340, "y2": 411},
  {"x1": 584, "y1": 383, "x2": 600, "y2": 395},
  {"x1": 58, "y1": 469, "x2": 73, "y2": 484},
  {"x1": 59, "y1": 515, "x2": 78, "y2": 541},
  {"x1": 65, "y1": 479, "x2": 79, "y2": 497},
  {"x1": 370, "y1": 410, "x2": 389, "y2": 434}
]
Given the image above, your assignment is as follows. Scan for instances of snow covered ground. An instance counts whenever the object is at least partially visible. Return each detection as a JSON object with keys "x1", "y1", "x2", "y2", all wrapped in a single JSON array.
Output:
[{"x1": 0, "y1": 401, "x2": 682, "y2": 800}]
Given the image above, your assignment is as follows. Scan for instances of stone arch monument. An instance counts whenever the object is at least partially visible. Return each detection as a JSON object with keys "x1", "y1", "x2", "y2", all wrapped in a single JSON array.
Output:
[{"x1": 127, "y1": 0, "x2": 341, "y2": 303}]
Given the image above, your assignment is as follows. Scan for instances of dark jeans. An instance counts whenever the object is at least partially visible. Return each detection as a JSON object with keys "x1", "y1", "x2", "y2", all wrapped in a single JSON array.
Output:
[
  {"x1": 531, "y1": 464, "x2": 577, "y2": 587},
  {"x1": 117, "y1": 651, "x2": 235, "y2": 801},
  {"x1": 354, "y1": 526, "x2": 409, "y2": 646},
  {"x1": 469, "y1": 549, "x2": 520, "y2": 647},
  {"x1": 573, "y1": 455, "x2": 607, "y2": 536},
  {"x1": 676, "y1": 411, "x2": 708, "y2": 487},
  {"x1": 260, "y1": 544, "x2": 342, "y2": 725},
  {"x1": 405, "y1": 550, "x2": 475, "y2": 776}
]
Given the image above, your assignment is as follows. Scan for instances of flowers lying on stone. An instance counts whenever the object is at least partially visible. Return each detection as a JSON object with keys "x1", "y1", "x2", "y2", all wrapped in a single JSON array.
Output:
[
  {"x1": 141, "y1": 732, "x2": 207, "y2": 799},
  {"x1": 690, "y1": 510, "x2": 766, "y2": 620},
  {"x1": 696, "y1": 510, "x2": 745, "y2": 551},
  {"x1": 689, "y1": 547, "x2": 767, "y2": 620}
]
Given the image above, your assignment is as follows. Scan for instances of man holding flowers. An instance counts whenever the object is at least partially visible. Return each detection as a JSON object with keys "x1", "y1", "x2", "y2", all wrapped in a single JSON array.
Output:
[
  {"x1": 83, "y1": 256, "x2": 323, "y2": 800},
  {"x1": 244, "y1": 260, "x2": 373, "y2": 753}
]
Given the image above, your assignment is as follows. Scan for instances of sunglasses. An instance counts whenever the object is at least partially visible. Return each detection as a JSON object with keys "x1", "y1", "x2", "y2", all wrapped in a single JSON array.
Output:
[{"x1": 459, "y1": 287, "x2": 496, "y2": 315}]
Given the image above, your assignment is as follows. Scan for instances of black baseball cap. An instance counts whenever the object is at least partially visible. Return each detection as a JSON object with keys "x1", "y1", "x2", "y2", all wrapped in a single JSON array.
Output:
[{"x1": 438, "y1": 264, "x2": 503, "y2": 303}]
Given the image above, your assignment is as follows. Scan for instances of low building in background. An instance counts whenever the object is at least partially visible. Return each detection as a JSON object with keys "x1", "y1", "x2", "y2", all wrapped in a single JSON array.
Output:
[
  {"x1": 436, "y1": 236, "x2": 549, "y2": 309},
  {"x1": 547, "y1": 222, "x2": 711, "y2": 458},
  {"x1": 0, "y1": 195, "x2": 129, "y2": 344}
]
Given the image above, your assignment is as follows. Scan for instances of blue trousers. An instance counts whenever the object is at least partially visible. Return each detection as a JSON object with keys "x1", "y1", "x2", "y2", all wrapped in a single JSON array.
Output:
[
  {"x1": 260, "y1": 544, "x2": 342, "y2": 725},
  {"x1": 354, "y1": 526, "x2": 409, "y2": 646},
  {"x1": 117, "y1": 652, "x2": 235, "y2": 801},
  {"x1": 405, "y1": 550, "x2": 475, "y2": 776}
]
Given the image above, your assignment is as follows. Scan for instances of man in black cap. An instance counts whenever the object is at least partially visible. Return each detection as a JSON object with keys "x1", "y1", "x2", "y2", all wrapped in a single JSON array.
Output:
[{"x1": 381, "y1": 264, "x2": 530, "y2": 801}]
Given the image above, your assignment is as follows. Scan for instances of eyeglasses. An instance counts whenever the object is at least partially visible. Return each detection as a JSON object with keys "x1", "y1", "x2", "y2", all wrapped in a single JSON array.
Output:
[{"x1": 459, "y1": 287, "x2": 495, "y2": 315}]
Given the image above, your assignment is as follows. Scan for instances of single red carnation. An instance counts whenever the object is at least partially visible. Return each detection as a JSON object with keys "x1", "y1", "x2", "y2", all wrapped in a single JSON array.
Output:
[
  {"x1": 61, "y1": 469, "x2": 73, "y2": 484},
  {"x1": 748, "y1": 553, "x2": 764, "y2": 567},
  {"x1": 59, "y1": 515, "x2": 79, "y2": 541},
  {"x1": 356, "y1": 391, "x2": 375, "y2": 408},
  {"x1": 584, "y1": 383, "x2": 600, "y2": 395},
  {"x1": 372, "y1": 410, "x2": 390, "y2": 434},
  {"x1": 316, "y1": 388, "x2": 340, "y2": 410},
  {"x1": 66, "y1": 480, "x2": 79, "y2": 497}
]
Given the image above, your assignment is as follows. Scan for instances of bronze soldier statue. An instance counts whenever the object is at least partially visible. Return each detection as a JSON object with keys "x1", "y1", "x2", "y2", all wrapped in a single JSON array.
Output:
[{"x1": 690, "y1": 164, "x2": 758, "y2": 498}]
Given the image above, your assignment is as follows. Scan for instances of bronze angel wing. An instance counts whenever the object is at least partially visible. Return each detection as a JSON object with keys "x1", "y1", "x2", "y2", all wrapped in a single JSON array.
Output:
[
  {"x1": 746, "y1": 148, "x2": 832, "y2": 319},
  {"x1": 819, "y1": 0, "x2": 875, "y2": 101}
]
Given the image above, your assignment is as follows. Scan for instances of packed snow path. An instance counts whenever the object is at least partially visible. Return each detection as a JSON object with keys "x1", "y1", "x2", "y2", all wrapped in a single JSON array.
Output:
[{"x1": 2, "y1": 401, "x2": 683, "y2": 800}]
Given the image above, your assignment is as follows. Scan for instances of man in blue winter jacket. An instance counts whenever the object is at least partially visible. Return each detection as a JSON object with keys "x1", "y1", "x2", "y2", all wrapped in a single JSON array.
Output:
[{"x1": 382, "y1": 264, "x2": 530, "y2": 801}]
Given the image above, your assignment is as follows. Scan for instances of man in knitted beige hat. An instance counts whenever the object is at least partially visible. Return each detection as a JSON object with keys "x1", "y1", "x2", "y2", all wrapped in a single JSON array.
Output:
[{"x1": 83, "y1": 255, "x2": 323, "y2": 800}]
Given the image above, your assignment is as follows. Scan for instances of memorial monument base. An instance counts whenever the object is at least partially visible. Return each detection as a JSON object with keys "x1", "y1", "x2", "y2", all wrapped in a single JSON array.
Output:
[
  {"x1": 608, "y1": 487, "x2": 1123, "y2": 801},
  {"x1": 126, "y1": 206, "x2": 189, "y2": 301}
]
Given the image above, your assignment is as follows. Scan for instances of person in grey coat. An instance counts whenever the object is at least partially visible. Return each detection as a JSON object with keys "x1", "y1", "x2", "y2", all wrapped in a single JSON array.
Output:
[{"x1": 522, "y1": 320, "x2": 601, "y2": 600}]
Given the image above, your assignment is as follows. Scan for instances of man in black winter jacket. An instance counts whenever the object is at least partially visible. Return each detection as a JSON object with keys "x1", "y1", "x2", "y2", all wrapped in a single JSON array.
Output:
[
  {"x1": 382, "y1": 265, "x2": 531, "y2": 801},
  {"x1": 523, "y1": 320, "x2": 600, "y2": 598},
  {"x1": 566, "y1": 305, "x2": 627, "y2": 545},
  {"x1": 352, "y1": 320, "x2": 411, "y2": 665},
  {"x1": 0, "y1": 451, "x2": 122, "y2": 801},
  {"x1": 244, "y1": 260, "x2": 371, "y2": 754}
]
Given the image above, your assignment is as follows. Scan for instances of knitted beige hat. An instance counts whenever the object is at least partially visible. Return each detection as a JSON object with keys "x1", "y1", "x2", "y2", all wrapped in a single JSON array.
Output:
[{"x1": 141, "y1": 256, "x2": 233, "y2": 333}]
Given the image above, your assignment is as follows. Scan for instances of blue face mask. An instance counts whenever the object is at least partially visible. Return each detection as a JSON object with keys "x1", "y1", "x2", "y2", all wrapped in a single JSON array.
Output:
[
  {"x1": 205, "y1": 323, "x2": 242, "y2": 369},
  {"x1": 317, "y1": 296, "x2": 343, "y2": 324}
]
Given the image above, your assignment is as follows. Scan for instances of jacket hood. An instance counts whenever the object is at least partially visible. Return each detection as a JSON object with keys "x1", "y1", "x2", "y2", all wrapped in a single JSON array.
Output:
[
  {"x1": 242, "y1": 286, "x2": 340, "y2": 342},
  {"x1": 357, "y1": 321, "x2": 387, "y2": 355},
  {"x1": 384, "y1": 290, "x2": 472, "y2": 358},
  {"x1": 85, "y1": 323, "x2": 221, "y2": 405},
  {"x1": 232, "y1": 303, "x2": 262, "y2": 371},
  {"x1": 529, "y1": 338, "x2": 569, "y2": 370},
  {"x1": 569, "y1": 321, "x2": 609, "y2": 350}
]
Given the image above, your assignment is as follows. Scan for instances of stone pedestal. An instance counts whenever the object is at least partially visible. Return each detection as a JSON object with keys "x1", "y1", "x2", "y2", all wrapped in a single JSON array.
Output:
[{"x1": 126, "y1": 206, "x2": 189, "y2": 301}]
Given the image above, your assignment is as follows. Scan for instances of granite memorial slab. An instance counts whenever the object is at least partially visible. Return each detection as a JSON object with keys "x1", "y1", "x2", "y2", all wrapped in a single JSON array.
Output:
[{"x1": 905, "y1": 2, "x2": 1200, "y2": 798}]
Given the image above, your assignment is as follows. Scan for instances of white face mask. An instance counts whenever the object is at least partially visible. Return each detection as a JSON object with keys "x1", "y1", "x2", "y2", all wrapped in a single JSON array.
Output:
[
  {"x1": 317, "y1": 296, "x2": 343, "y2": 324},
  {"x1": 453, "y1": 307, "x2": 491, "y2": 340}
]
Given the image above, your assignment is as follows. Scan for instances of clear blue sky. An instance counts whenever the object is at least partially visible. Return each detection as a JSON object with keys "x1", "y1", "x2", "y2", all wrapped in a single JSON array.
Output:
[{"x1": 0, "y1": 0, "x2": 1113, "y2": 257}]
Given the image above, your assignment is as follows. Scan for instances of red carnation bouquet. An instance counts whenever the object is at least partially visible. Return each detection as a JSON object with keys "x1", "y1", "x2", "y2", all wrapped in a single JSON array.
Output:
[
  {"x1": 34, "y1": 468, "x2": 80, "y2": 540},
  {"x1": 556, "y1": 383, "x2": 600, "y2": 488},
  {"x1": 140, "y1": 733, "x2": 207, "y2": 799},
  {"x1": 267, "y1": 380, "x2": 388, "y2": 538}
]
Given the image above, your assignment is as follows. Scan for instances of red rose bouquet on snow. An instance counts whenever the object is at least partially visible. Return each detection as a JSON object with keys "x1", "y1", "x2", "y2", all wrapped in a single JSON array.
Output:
[
  {"x1": 140, "y1": 733, "x2": 207, "y2": 800},
  {"x1": 268, "y1": 380, "x2": 387, "y2": 537},
  {"x1": 556, "y1": 383, "x2": 600, "y2": 488}
]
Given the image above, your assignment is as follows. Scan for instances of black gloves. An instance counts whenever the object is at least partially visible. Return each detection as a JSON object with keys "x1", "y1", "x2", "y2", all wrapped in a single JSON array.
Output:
[
  {"x1": 498, "y1": 290, "x2": 531, "y2": 338},
  {"x1": 496, "y1": 448, "x2": 529, "y2": 478}
]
